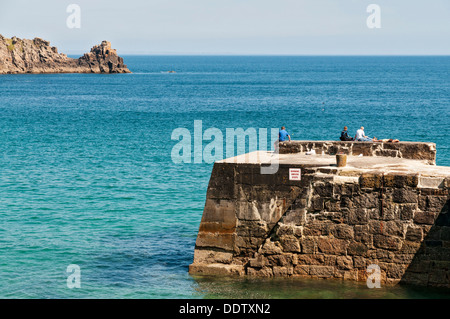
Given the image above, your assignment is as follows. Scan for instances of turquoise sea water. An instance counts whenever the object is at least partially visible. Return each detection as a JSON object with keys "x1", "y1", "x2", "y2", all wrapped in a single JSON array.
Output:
[{"x1": 0, "y1": 56, "x2": 449, "y2": 298}]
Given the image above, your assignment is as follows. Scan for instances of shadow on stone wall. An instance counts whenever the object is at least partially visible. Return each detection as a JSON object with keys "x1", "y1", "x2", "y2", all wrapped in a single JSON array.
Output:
[{"x1": 400, "y1": 197, "x2": 450, "y2": 288}]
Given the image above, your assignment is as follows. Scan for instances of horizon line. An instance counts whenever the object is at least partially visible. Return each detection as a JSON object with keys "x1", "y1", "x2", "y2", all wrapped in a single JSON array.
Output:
[{"x1": 66, "y1": 52, "x2": 450, "y2": 57}]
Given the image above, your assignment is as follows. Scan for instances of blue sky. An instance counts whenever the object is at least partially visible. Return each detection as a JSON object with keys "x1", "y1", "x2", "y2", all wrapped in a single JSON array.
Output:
[{"x1": 0, "y1": 0, "x2": 449, "y2": 55}]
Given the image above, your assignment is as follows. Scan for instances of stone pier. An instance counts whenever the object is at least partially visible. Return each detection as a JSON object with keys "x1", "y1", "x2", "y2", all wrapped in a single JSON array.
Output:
[{"x1": 189, "y1": 141, "x2": 450, "y2": 288}]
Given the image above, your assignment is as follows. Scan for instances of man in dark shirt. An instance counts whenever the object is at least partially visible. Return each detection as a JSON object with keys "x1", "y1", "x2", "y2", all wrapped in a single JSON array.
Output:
[{"x1": 340, "y1": 126, "x2": 354, "y2": 141}]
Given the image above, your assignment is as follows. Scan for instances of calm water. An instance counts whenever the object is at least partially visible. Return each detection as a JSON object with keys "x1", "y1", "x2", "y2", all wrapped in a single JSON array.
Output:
[{"x1": 0, "y1": 56, "x2": 449, "y2": 298}]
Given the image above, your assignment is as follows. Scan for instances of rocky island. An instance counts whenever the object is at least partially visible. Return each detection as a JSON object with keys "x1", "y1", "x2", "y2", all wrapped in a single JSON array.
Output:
[{"x1": 0, "y1": 35, "x2": 130, "y2": 74}]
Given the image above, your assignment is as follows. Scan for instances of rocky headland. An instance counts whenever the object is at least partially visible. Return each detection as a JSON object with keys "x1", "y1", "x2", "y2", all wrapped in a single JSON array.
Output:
[{"x1": 0, "y1": 35, "x2": 130, "y2": 74}]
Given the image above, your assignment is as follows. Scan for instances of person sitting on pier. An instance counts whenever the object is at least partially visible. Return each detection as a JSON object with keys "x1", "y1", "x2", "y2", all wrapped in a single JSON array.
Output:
[
  {"x1": 375, "y1": 138, "x2": 400, "y2": 143},
  {"x1": 274, "y1": 126, "x2": 291, "y2": 152},
  {"x1": 279, "y1": 126, "x2": 291, "y2": 142},
  {"x1": 340, "y1": 126, "x2": 354, "y2": 141},
  {"x1": 355, "y1": 126, "x2": 377, "y2": 142}
]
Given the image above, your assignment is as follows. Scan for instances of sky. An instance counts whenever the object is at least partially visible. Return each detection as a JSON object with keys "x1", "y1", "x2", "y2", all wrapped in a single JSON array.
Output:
[{"x1": 0, "y1": 0, "x2": 449, "y2": 55}]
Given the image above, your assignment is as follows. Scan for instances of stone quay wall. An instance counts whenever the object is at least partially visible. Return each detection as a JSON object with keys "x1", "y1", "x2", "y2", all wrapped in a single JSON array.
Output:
[
  {"x1": 279, "y1": 141, "x2": 436, "y2": 164},
  {"x1": 189, "y1": 144, "x2": 450, "y2": 288}
]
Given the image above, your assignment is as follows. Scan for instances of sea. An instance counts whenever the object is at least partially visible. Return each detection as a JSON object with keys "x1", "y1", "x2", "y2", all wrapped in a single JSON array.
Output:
[{"x1": 0, "y1": 56, "x2": 449, "y2": 299}]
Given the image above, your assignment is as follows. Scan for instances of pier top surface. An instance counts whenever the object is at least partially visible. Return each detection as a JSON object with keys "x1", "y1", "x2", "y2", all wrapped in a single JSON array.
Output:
[{"x1": 218, "y1": 151, "x2": 450, "y2": 178}]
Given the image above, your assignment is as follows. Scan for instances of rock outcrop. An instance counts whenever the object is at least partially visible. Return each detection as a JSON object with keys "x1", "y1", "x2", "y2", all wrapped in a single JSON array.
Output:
[{"x1": 0, "y1": 35, "x2": 130, "y2": 74}]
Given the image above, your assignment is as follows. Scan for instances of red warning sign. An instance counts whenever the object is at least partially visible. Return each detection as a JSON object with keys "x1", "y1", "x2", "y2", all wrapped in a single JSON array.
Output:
[{"x1": 289, "y1": 168, "x2": 301, "y2": 181}]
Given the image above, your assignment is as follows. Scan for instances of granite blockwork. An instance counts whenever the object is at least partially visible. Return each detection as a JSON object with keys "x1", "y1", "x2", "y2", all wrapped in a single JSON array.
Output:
[
  {"x1": 279, "y1": 141, "x2": 437, "y2": 164},
  {"x1": 189, "y1": 141, "x2": 450, "y2": 288}
]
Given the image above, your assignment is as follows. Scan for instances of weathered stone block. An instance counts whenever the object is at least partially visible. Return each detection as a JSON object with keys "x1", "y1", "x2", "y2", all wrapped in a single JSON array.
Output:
[
  {"x1": 423, "y1": 225, "x2": 439, "y2": 239},
  {"x1": 313, "y1": 211, "x2": 344, "y2": 224},
  {"x1": 435, "y1": 212, "x2": 450, "y2": 226},
  {"x1": 392, "y1": 189, "x2": 418, "y2": 204},
  {"x1": 420, "y1": 188, "x2": 449, "y2": 196},
  {"x1": 300, "y1": 237, "x2": 316, "y2": 254},
  {"x1": 279, "y1": 235, "x2": 301, "y2": 252},
  {"x1": 236, "y1": 220, "x2": 268, "y2": 238},
  {"x1": 401, "y1": 271, "x2": 429, "y2": 286},
  {"x1": 340, "y1": 196, "x2": 354, "y2": 209},
  {"x1": 368, "y1": 220, "x2": 384, "y2": 235},
  {"x1": 297, "y1": 254, "x2": 324, "y2": 265},
  {"x1": 309, "y1": 265, "x2": 335, "y2": 277},
  {"x1": 323, "y1": 254, "x2": 337, "y2": 266},
  {"x1": 293, "y1": 265, "x2": 310, "y2": 276},
  {"x1": 345, "y1": 208, "x2": 369, "y2": 225},
  {"x1": 428, "y1": 269, "x2": 448, "y2": 285},
  {"x1": 419, "y1": 177, "x2": 445, "y2": 189},
  {"x1": 427, "y1": 196, "x2": 449, "y2": 212},
  {"x1": 384, "y1": 220, "x2": 405, "y2": 237},
  {"x1": 375, "y1": 149, "x2": 399, "y2": 158},
  {"x1": 248, "y1": 255, "x2": 268, "y2": 268},
  {"x1": 354, "y1": 225, "x2": 372, "y2": 245},
  {"x1": 360, "y1": 173, "x2": 383, "y2": 189},
  {"x1": 236, "y1": 201, "x2": 261, "y2": 221},
  {"x1": 343, "y1": 270, "x2": 359, "y2": 281},
  {"x1": 347, "y1": 241, "x2": 369, "y2": 256},
  {"x1": 282, "y1": 208, "x2": 307, "y2": 226},
  {"x1": 324, "y1": 199, "x2": 341, "y2": 212},
  {"x1": 413, "y1": 211, "x2": 438, "y2": 225},
  {"x1": 313, "y1": 182, "x2": 333, "y2": 197},
  {"x1": 189, "y1": 263, "x2": 245, "y2": 276},
  {"x1": 373, "y1": 234, "x2": 402, "y2": 251},
  {"x1": 441, "y1": 226, "x2": 450, "y2": 241},
  {"x1": 247, "y1": 266, "x2": 273, "y2": 277},
  {"x1": 329, "y1": 224, "x2": 354, "y2": 240},
  {"x1": 353, "y1": 256, "x2": 368, "y2": 268},
  {"x1": 201, "y1": 199, "x2": 236, "y2": 226},
  {"x1": 333, "y1": 183, "x2": 357, "y2": 197},
  {"x1": 275, "y1": 223, "x2": 295, "y2": 236},
  {"x1": 316, "y1": 238, "x2": 348, "y2": 255},
  {"x1": 267, "y1": 254, "x2": 295, "y2": 267},
  {"x1": 375, "y1": 249, "x2": 395, "y2": 262},
  {"x1": 259, "y1": 239, "x2": 283, "y2": 255},
  {"x1": 405, "y1": 226, "x2": 423, "y2": 242},
  {"x1": 303, "y1": 220, "x2": 331, "y2": 236},
  {"x1": 273, "y1": 266, "x2": 293, "y2": 277},
  {"x1": 425, "y1": 247, "x2": 450, "y2": 262},
  {"x1": 353, "y1": 193, "x2": 379, "y2": 209},
  {"x1": 384, "y1": 174, "x2": 419, "y2": 188},
  {"x1": 193, "y1": 249, "x2": 234, "y2": 264},
  {"x1": 399, "y1": 241, "x2": 422, "y2": 254},
  {"x1": 393, "y1": 254, "x2": 415, "y2": 264},
  {"x1": 312, "y1": 196, "x2": 324, "y2": 211},
  {"x1": 234, "y1": 236, "x2": 264, "y2": 252},
  {"x1": 385, "y1": 263, "x2": 408, "y2": 279},
  {"x1": 425, "y1": 240, "x2": 442, "y2": 247},
  {"x1": 399, "y1": 204, "x2": 416, "y2": 220},
  {"x1": 336, "y1": 256, "x2": 353, "y2": 270},
  {"x1": 195, "y1": 232, "x2": 236, "y2": 251},
  {"x1": 207, "y1": 163, "x2": 235, "y2": 200},
  {"x1": 418, "y1": 196, "x2": 428, "y2": 211},
  {"x1": 380, "y1": 201, "x2": 400, "y2": 220}
]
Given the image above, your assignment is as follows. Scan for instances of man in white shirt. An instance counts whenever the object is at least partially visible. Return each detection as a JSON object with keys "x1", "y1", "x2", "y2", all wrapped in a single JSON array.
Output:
[{"x1": 355, "y1": 126, "x2": 374, "y2": 142}]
